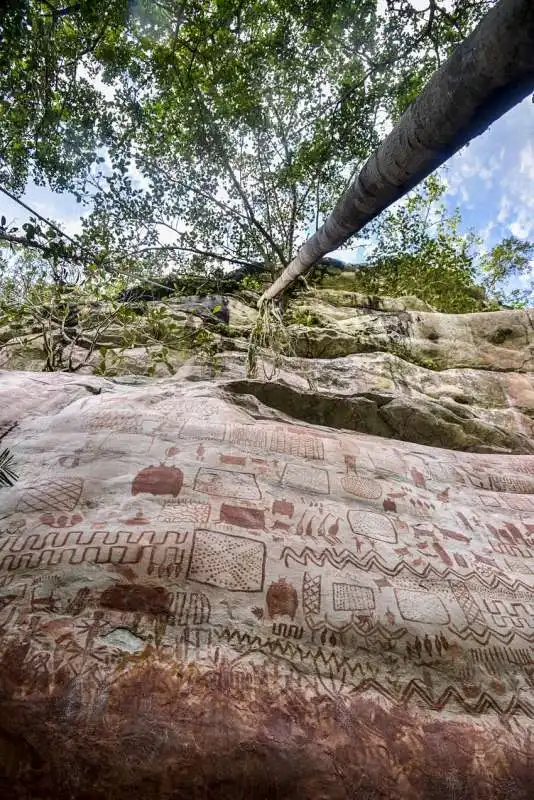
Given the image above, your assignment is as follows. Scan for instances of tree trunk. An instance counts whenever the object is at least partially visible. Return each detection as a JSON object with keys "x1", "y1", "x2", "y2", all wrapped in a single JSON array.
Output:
[{"x1": 259, "y1": 0, "x2": 534, "y2": 305}]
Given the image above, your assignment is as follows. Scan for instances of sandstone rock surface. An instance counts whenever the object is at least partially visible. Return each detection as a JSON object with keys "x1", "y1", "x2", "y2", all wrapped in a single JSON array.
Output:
[
  {"x1": 3, "y1": 289, "x2": 534, "y2": 455},
  {"x1": 2, "y1": 288, "x2": 534, "y2": 797},
  {"x1": 1, "y1": 365, "x2": 534, "y2": 798}
]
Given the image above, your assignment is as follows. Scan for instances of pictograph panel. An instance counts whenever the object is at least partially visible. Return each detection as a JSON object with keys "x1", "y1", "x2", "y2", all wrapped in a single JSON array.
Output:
[
  {"x1": 394, "y1": 589, "x2": 450, "y2": 625},
  {"x1": 347, "y1": 509, "x2": 397, "y2": 542},
  {"x1": 333, "y1": 583, "x2": 375, "y2": 612},
  {"x1": 186, "y1": 529, "x2": 266, "y2": 592}
]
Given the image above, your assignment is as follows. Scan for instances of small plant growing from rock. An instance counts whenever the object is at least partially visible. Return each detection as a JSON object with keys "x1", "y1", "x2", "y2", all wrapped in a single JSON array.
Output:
[
  {"x1": 239, "y1": 274, "x2": 263, "y2": 292},
  {"x1": 287, "y1": 308, "x2": 323, "y2": 327}
]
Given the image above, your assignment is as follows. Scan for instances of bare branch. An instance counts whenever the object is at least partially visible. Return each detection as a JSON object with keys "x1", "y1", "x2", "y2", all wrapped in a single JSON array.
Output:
[
  {"x1": 136, "y1": 242, "x2": 264, "y2": 270},
  {"x1": 0, "y1": 184, "x2": 90, "y2": 253}
]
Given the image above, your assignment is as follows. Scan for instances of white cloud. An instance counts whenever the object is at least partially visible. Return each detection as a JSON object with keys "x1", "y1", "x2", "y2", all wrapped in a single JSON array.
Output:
[
  {"x1": 458, "y1": 185, "x2": 470, "y2": 205},
  {"x1": 495, "y1": 104, "x2": 534, "y2": 241},
  {"x1": 517, "y1": 259, "x2": 534, "y2": 285},
  {"x1": 510, "y1": 220, "x2": 530, "y2": 238},
  {"x1": 497, "y1": 192, "x2": 534, "y2": 240},
  {"x1": 438, "y1": 96, "x2": 534, "y2": 301},
  {"x1": 0, "y1": 182, "x2": 85, "y2": 235},
  {"x1": 78, "y1": 62, "x2": 117, "y2": 103},
  {"x1": 154, "y1": 222, "x2": 183, "y2": 246},
  {"x1": 331, "y1": 242, "x2": 369, "y2": 264},
  {"x1": 519, "y1": 142, "x2": 534, "y2": 181},
  {"x1": 479, "y1": 220, "x2": 496, "y2": 250},
  {"x1": 444, "y1": 148, "x2": 503, "y2": 202},
  {"x1": 62, "y1": 216, "x2": 86, "y2": 238},
  {"x1": 497, "y1": 194, "x2": 512, "y2": 225}
]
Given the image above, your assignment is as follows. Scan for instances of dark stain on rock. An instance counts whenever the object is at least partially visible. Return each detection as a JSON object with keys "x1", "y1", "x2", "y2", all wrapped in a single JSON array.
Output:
[
  {"x1": 99, "y1": 584, "x2": 171, "y2": 616},
  {"x1": 224, "y1": 377, "x2": 534, "y2": 454},
  {"x1": 489, "y1": 327, "x2": 515, "y2": 345},
  {"x1": 0, "y1": 659, "x2": 533, "y2": 799}
]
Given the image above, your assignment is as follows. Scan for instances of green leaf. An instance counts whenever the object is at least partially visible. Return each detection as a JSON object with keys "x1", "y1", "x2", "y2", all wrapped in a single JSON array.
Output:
[
  {"x1": 22, "y1": 222, "x2": 35, "y2": 240},
  {"x1": 0, "y1": 449, "x2": 18, "y2": 488}
]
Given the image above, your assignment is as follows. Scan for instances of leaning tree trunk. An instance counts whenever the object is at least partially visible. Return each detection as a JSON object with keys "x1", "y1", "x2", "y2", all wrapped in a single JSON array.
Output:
[{"x1": 259, "y1": 0, "x2": 534, "y2": 305}]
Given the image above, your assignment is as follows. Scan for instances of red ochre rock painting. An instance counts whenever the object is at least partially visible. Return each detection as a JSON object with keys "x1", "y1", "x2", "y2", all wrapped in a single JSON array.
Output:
[
  {"x1": 346, "y1": 509, "x2": 397, "y2": 543},
  {"x1": 341, "y1": 473, "x2": 382, "y2": 499},
  {"x1": 39, "y1": 512, "x2": 84, "y2": 528},
  {"x1": 266, "y1": 578, "x2": 299, "y2": 619},
  {"x1": 5, "y1": 372, "x2": 534, "y2": 798},
  {"x1": 219, "y1": 453, "x2": 246, "y2": 466},
  {"x1": 16, "y1": 477, "x2": 84, "y2": 513},
  {"x1": 99, "y1": 583, "x2": 172, "y2": 616},
  {"x1": 131, "y1": 465, "x2": 183, "y2": 497},
  {"x1": 119, "y1": 509, "x2": 151, "y2": 526},
  {"x1": 272, "y1": 498, "x2": 294, "y2": 517},
  {"x1": 193, "y1": 467, "x2": 261, "y2": 499},
  {"x1": 218, "y1": 503, "x2": 265, "y2": 529},
  {"x1": 186, "y1": 529, "x2": 266, "y2": 591}
]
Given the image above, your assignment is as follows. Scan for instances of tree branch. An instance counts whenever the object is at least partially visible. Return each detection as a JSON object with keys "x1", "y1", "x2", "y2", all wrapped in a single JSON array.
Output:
[
  {"x1": 40, "y1": 1, "x2": 82, "y2": 19},
  {"x1": 136, "y1": 242, "x2": 264, "y2": 270},
  {"x1": 192, "y1": 91, "x2": 288, "y2": 267},
  {"x1": 0, "y1": 231, "x2": 83, "y2": 271},
  {"x1": 0, "y1": 184, "x2": 83, "y2": 251}
]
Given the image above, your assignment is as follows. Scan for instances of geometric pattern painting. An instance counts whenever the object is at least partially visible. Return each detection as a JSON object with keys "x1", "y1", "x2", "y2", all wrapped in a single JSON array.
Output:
[
  {"x1": 394, "y1": 589, "x2": 450, "y2": 624},
  {"x1": 186, "y1": 529, "x2": 266, "y2": 591},
  {"x1": 333, "y1": 582, "x2": 375, "y2": 611},
  {"x1": 3, "y1": 368, "x2": 534, "y2": 798}
]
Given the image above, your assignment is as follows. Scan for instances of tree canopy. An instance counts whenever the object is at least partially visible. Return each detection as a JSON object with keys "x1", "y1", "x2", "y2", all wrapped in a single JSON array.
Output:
[
  {"x1": 345, "y1": 175, "x2": 534, "y2": 312},
  {"x1": 0, "y1": 0, "x2": 531, "y2": 311}
]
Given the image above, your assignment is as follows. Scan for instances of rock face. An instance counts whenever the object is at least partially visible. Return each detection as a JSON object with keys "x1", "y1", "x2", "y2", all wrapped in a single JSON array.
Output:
[
  {"x1": 1, "y1": 363, "x2": 534, "y2": 798},
  {"x1": 3, "y1": 287, "x2": 534, "y2": 454},
  {"x1": 223, "y1": 354, "x2": 534, "y2": 454},
  {"x1": 287, "y1": 292, "x2": 534, "y2": 372},
  {"x1": 2, "y1": 288, "x2": 534, "y2": 797}
]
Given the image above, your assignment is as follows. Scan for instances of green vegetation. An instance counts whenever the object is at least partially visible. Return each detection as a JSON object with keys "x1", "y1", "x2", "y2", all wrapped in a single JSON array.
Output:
[
  {"x1": 287, "y1": 308, "x2": 324, "y2": 327},
  {"x1": 0, "y1": 0, "x2": 532, "y2": 376},
  {"x1": 0, "y1": 1, "x2": 500, "y2": 273},
  {"x1": 336, "y1": 176, "x2": 533, "y2": 313},
  {"x1": 0, "y1": 448, "x2": 18, "y2": 488},
  {"x1": 0, "y1": 253, "x2": 228, "y2": 375}
]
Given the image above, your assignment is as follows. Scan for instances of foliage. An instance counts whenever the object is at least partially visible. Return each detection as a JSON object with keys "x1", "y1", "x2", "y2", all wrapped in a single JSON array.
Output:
[
  {"x1": 0, "y1": 252, "x2": 227, "y2": 375},
  {"x1": 2, "y1": 0, "x2": 528, "y2": 322},
  {"x1": 239, "y1": 274, "x2": 263, "y2": 293},
  {"x1": 287, "y1": 307, "x2": 324, "y2": 327},
  {"x1": 384, "y1": 0, "x2": 494, "y2": 121},
  {"x1": 348, "y1": 176, "x2": 533, "y2": 313},
  {"x1": 0, "y1": 211, "x2": 83, "y2": 282},
  {"x1": 480, "y1": 236, "x2": 534, "y2": 308},
  {"x1": 0, "y1": 0, "x2": 494, "y2": 281},
  {"x1": 0, "y1": 0, "x2": 133, "y2": 194},
  {"x1": 247, "y1": 299, "x2": 292, "y2": 380},
  {"x1": 246, "y1": 297, "x2": 318, "y2": 389},
  {"x1": 0, "y1": 448, "x2": 18, "y2": 488}
]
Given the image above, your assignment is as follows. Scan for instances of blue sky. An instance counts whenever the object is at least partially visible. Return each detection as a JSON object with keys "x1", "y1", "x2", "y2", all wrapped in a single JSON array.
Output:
[
  {"x1": 331, "y1": 94, "x2": 534, "y2": 271},
  {"x1": 441, "y1": 95, "x2": 534, "y2": 246},
  {"x1": 2, "y1": 83, "x2": 533, "y2": 287}
]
